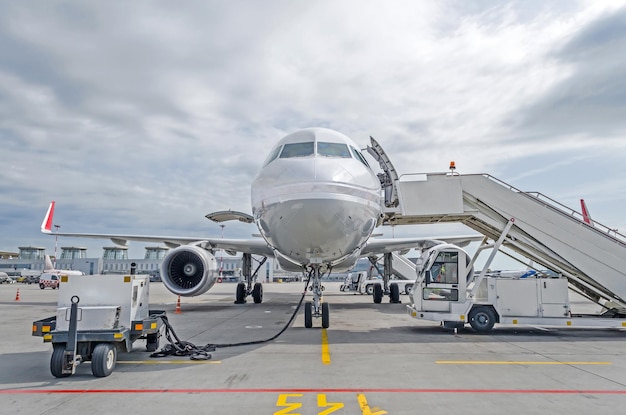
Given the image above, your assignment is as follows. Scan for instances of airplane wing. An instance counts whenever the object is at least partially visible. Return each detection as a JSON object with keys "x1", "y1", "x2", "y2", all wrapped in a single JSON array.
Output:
[
  {"x1": 361, "y1": 235, "x2": 482, "y2": 256},
  {"x1": 40, "y1": 201, "x2": 274, "y2": 257}
]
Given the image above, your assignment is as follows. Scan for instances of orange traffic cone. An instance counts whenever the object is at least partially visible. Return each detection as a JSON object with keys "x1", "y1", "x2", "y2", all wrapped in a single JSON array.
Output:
[
  {"x1": 175, "y1": 295, "x2": 182, "y2": 314},
  {"x1": 15, "y1": 288, "x2": 20, "y2": 301}
]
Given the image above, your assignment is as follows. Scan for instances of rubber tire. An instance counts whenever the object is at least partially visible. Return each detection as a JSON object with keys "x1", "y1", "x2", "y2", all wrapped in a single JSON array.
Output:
[
  {"x1": 304, "y1": 301, "x2": 313, "y2": 328},
  {"x1": 235, "y1": 282, "x2": 246, "y2": 303},
  {"x1": 50, "y1": 343, "x2": 71, "y2": 378},
  {"x1": 365, "y1": 285, "x2": 374, "y2": 295},
  {"x1": 469, "y1": 306, "x2": 497, "y2": 334},
  {"x1": 405, "y1": 284, "x2": 413, "y2": 295},
  {"x1": 146, "y1": 333, "x2": 160, "y2": 352},
  {"x1": 389, "y1": 283, "x2": 400, "y2": 303},
  {"x1": 321, "y1": 302, "x2": 330, "y2": 329},
  {"x1": 252, "y1": 283, "x2": 263, "y2": 304},
  {"x1": 373, "y1": 283, "x2": 383, "y2": 304},
  {"x1": 40, "y1": 284, "x2": 45, "y2": 290},
  {"x1": 91, "y1": 343, "x2": 117, "y2": 377}
]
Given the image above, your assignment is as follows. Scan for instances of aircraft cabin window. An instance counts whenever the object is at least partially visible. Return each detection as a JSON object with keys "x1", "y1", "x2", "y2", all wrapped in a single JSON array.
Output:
[
  {"x1": 263, "y1": 145, "x2": 282, "y2": 166},
  {"x1": 350, "y1": 146, "x2": 370, "y2": 167},
  {"x1": 317, "y1": 142, "x2": 351, "y2": 158},
  {"x1": 279, "y1": 142, "x2": 314, "y2": 158}
]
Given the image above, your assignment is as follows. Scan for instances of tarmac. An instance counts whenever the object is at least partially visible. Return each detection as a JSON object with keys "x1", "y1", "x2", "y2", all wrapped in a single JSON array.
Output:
[{"x1": 2, "y1": 280, "x2": 626, "y2": 414}]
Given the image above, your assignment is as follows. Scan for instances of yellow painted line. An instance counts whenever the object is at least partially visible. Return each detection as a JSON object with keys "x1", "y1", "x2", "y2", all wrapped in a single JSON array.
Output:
[
  {"x1": 436, "y1": 361, "x2": 611, "y2": 365},
  {"x1": 321, "y1": 329, "x2": 331, "y2": 365},
  {"x1": 117, "y1": 360, "x2": 221, "y2": 365}
]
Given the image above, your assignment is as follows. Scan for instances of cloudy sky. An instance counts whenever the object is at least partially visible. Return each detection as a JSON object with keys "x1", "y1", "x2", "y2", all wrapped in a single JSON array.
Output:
[{"x1": 1, "y1": 1, "x2": 625, "y2": 267}]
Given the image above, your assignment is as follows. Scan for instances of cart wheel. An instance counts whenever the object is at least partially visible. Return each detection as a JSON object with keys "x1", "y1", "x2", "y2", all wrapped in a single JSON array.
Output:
[
  {"x1": 365, "y1": 285, "x2": 374, "y2": 295},
  {"x1": 91, "y1": 343, "x2": 117, "y2": 377},
  {"x1": 405, "y1": 284, "x2": 413, "y2": 295},
  {"x1": 146, "y1": 333, "x2": 160, "y2": 352},
  {"x1": 50, "y1": 343, "x2": 71, "y2": 378},
  {"x1": 469, "y1": 306, "x2": 497, "y2": 334}
]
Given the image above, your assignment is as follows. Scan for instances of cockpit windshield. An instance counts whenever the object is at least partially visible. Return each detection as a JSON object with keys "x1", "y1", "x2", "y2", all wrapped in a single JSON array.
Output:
[
  {"x1": 280, "y1": 142, "x2": 315, "y2": 158},
  {"x1": 317, "y1": 142, "x2": 351, "y2": 158}
]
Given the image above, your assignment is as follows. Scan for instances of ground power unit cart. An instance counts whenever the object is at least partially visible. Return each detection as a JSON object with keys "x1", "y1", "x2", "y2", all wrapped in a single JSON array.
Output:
[{"x1": 32, "y1": 274, "x2": 164, "y2": 377}]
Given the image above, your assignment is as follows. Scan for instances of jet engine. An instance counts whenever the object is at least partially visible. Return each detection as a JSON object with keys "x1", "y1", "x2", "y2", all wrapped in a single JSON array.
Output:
[{"x1": 160, "y1": 245, "x2": 218, "y2": 296}]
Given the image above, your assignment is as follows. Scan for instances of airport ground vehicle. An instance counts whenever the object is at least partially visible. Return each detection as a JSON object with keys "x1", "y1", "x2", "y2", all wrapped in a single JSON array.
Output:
[
  {"x1": 0, "y1": 271, "x2": 13, "y2": 284},
  {"x1": 32, "y1": 274, "x2": 164, "y2": 377},
  {"x1": 39, "y1": 273, "x2": 60, "y2": 289},
  {"x1": 340, "y1": 271, "x2": 413, "y2": 296},
  {"x1": 406, "y1": 243, "x2": 626, "y2": 332}
]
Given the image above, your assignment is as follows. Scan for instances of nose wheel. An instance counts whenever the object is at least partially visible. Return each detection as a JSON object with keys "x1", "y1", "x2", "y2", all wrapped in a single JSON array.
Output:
[{"x1": 304, "y1": 266, "x2": 330, "y2": 328}]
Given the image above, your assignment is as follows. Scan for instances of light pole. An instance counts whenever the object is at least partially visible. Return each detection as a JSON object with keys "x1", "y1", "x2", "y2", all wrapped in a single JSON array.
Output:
[
  {"x1": 53, "y1": 224, "x2": 60, "y2": 269},
  {"x1": 219, "y1": 224, "x2": 225, "y2": 277}
]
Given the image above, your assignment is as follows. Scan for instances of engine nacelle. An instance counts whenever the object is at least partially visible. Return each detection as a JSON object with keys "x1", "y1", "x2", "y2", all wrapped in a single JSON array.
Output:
[{"x1": 160, "y1": 245, "x2": 218, "y2": 296}]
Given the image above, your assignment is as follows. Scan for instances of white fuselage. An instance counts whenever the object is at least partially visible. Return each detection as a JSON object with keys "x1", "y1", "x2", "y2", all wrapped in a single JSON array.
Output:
[{"x1": 251, "y1": 128, "x2": 382, "y2": 272}]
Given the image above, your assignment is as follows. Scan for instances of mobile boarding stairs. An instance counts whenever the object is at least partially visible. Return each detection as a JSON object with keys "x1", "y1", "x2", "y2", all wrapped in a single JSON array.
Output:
[{"x1": 381, "y1": 172, "x2": 626, "y2": 314}]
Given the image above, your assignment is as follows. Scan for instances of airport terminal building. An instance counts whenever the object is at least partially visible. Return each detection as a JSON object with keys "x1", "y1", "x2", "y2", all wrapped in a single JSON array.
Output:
[{"x1": 0, "y1": 245, "x2": 257, "y2": 280}]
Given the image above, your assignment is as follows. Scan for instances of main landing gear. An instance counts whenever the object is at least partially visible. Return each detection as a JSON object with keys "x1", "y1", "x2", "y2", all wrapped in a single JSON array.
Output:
[
  {"x1": 234, "y1": 254, "x2": 267, "y2": 304},
  {"x1": 303, "y1": 265, "x2": 330, "y2": 329},
  {"x1": 369, "y1": 254, "x2": 402, "y2": 304}
]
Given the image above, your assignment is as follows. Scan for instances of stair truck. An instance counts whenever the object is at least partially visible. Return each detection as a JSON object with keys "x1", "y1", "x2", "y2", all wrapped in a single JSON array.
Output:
[
  {"x1": 32, "y1": 273, "x2": 164, "y2": 377},
  {"x1": 406, "y1": 243, "x2": 626, "y2": 333}
]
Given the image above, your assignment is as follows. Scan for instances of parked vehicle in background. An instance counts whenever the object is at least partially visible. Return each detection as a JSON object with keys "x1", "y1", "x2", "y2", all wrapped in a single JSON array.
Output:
[
  {"x1": 39, "y1": 273, "x2": 60, "y2": 289},
  {"x1": 0, "y1": 272, "x2": 13, "y2": 284}
]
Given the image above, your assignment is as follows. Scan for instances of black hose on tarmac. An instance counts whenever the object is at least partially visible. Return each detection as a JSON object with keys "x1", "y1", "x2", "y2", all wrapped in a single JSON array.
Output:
[{"x1": 150, "y1": 277, "x2": 312, "y2": 360}]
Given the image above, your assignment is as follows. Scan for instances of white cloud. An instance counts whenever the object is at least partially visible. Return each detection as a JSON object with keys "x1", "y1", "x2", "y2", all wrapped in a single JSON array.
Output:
[{"x1": 0, "y1": 0, "x2": 625, "y2": 259}]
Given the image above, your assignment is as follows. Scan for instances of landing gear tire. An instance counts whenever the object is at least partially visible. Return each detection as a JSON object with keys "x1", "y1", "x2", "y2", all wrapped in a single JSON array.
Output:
[
  {"x1": 321, "y1": 302, "x2": 330, "y2": 329},
  {"x1": 50, "y1": 343, "x2": 70, "y2": 378},
  {"x1": 373, "y1": 283, "x2": 383, "y2": 304},
  {"x1": 91, "y1": 343, "x2": 117, "y2": 377},
  {"x1": 365, "y1": 285, "x2": 374, "y2": 295},
  {"x1": 469, "y1": 306, "x2": 496, "y2": 333},
  {"x1": 389, "y1": 283, "x2": 400, "y2": 303},
  {"x1": 304, "y1": 301, "x2": 313, "y2": 328},
  {"x1": 235, "y1": 282, "x2": 246, "y2": 304},
  {"x1": 252, "y1": 283, "x2": 263, "y2": 304}
]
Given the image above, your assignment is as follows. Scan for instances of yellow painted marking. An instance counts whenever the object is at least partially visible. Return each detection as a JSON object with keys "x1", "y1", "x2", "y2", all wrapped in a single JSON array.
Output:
[
  {"x1": 321, "y1": 329, "x2": 331, "y2": 365},
  {"x1": 567, "y1": 321, "x2": 572, "y2": 326},
  {"x1": 622, "y1": 322, "x2": 626, "y2": 327},
  {"x1": 124, "y1": 276, "x2": 131, "y2": 283},
  {"x1": 61, "y1": 275, "x2": 68, "y2": 283},
  {"x1": 512, "y1": 319, "x2": 518, "y2": 324},
  {"x1": 317, "y1": 394, "x2": 344, "y2": 415},
  {"x1": 436, "y1": 360, "x2": 611, "y2": 365},
  {"x1": 460, "y1": 315, "x2": 465, "y2": 321},
  {"x1": 117, "y1": 360, "x2": 221, "y2": 365},
  {"x1": 274, "y1": 393, "x2": 303, "y2": 415},
  {"x1": 357, "y1": 394, "x2": 387, "y2": 415}
]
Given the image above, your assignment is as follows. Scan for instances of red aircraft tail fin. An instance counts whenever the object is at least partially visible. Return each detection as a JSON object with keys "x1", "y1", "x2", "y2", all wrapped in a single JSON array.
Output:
[{"x1": 580, "y1": 199, "x2": 592, "y2": 225}]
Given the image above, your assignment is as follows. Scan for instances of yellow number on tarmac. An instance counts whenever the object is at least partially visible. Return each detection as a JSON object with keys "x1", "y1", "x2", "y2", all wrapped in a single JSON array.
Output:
[
  {"x1": 357, "y1": 393, "x2": 387, "y2": 415},
  {"x1": 274, "y1": 393, "x2": 303, "y2": 415},
  {"x1": 317, "y1": 394, "x2": 344, "y2": 415}
]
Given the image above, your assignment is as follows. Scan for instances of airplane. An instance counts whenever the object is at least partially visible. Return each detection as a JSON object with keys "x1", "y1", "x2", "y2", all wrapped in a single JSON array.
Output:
[
  {"x1": 41, "y1": 127, "x2": 480, "y2": 328},
  {"x1": 43, "y1": 255, "x2": 84, "y2": 276}
]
